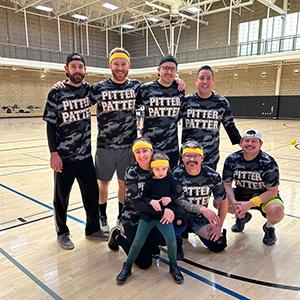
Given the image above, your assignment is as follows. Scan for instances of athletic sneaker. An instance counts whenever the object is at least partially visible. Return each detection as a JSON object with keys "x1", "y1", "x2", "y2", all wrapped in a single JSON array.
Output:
[
  {"x1": 108, "y1": 227, "x2": 121, "y2": 251},
  {"x1": 57, "y1": 233, "x2": 74, "y2": 250},
  {"x1": 100, "y1": 216, "x2": 110, "y2": 234},
  {"x1": 263, "y1": 223, "x2": 277, "y2": 246},
  {"x1": 85, "y1": 229, "x2": 109, "y2": 241},
  {"x1": 231, "y1": 212, "x2": 252, "y2": 232}
]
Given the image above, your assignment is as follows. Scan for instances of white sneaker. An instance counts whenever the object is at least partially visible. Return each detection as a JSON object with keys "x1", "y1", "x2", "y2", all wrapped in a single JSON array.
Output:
[{"x1": 100, "y1": 216, "x2": 110, "y2": 234}]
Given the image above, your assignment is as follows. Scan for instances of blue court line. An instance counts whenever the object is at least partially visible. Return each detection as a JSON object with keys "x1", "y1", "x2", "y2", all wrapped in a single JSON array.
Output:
[
  {"x1": 0, "y1": 167, "x2": 49, "y2": 178},
  {"x1": 159, "y1": 257, "x2": 249, "y2": 300},
  {"x1": 1, "y1": 182, "x2": 249, "y2": 299},
  {"x1": 0, "y1": 183, "x2": 85, "y2": 225},
  {"x1": 0, "y1": 248, "x2": 63, "y2": 300}
]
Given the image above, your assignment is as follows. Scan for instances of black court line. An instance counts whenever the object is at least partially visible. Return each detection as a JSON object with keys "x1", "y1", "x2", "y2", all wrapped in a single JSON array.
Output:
[
  {"x1": 0, "y1": 195, "x2": 118, "y2": 232},
  {"x1": 0, "y1": 145, "x2": 47, "y2": 152},
  {"x1": 284, "y1": 213, "x2": 300, "y2": 219},
  {"x1": 181, "y1": 257, "x2": 300, "y2": 292}
]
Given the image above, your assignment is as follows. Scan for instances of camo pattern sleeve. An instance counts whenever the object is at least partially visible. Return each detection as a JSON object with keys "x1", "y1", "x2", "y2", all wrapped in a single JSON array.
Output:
[
  {"x1": 222, "y1": 150, "x2": 279, "y2": 199},
  {"x1": 181, "y1": 92, "x2": 237, "y2": 169},
  {"x1": 42, "y1": 82, "x2": 93, "y2": 162},
  {"x1": 137, "y1": 80, "x2": 184, "y2": 154},
  {"x1": 173, "y1": 165, "x2": 226, "y2": 214},
  {"x1": 122, "y1": 164, "x2": 157, "y2": 223},
  {"x1": 90, "y1": 78, "x2": 142, "y2": 149}
]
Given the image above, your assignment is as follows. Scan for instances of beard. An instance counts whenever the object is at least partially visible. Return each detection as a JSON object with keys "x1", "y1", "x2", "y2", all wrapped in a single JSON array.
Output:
[
  {"x1": 67, "y1": 72, "x2": 85, "y2": 84},
  {"x1": 111, "y1": 69, "x2": 128, "y2": 82}
]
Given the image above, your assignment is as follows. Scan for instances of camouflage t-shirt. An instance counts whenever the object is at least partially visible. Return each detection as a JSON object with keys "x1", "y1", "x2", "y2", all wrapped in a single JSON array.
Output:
[
  {"x1": 222, "y1": 150, "x2": 280, "y2": 199},
  {"x1": 180, "y1": 92, "x2": 240, "y2": 169},
  {"x1": 172, "y1": 165, "x2": 226, "y2": 214},
  {"x1": 136, "y1": 80, "x2": 185, "y2": 154},
  {"x1": 122, "y1": 164, "x2": 157, "y2": 224},
  {"x1": 91, "y1": 78, "x2": 142, "y2": 149},
  {"x1": 43, "y1": 82, "x2": 94, "y2": 162}
]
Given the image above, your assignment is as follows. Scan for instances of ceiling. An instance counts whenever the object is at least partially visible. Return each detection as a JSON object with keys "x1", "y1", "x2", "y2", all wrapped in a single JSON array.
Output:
[{"x1": 2, "y1": 0, "x2": 287, "y2": 34}]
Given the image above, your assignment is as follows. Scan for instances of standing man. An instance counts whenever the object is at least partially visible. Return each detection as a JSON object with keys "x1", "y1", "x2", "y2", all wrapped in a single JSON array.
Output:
[
  {"x1": 43, "y1": 53, "x2": 108, "y2": 250},
  {"x1": 180, "y1": 65, "x2": 241, "y2": 170},
  {"x1": 223, "y1": 129, "x2": 284, "y2": 246},
  {"x1": 137, "y1": 55, "x2": 185, "y2": 168},
  {"x1": 173, "y1": 141, "x2": 228, "y2": 254},
  {"x1": 91, "y1": 48, "x2": 141, "y2": 233}
]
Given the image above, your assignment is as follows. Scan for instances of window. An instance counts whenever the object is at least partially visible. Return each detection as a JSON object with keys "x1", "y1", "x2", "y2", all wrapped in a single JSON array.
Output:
[
  {"x1": 238, "y1": 20, "x2": 259, "y2": 56},
  {"x1": 261, "y1": 16, "x2": 283, "y2": 53}
]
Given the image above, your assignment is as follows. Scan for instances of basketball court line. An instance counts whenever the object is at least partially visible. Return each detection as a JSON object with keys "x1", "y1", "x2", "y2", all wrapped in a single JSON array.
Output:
[
  {"x1": 0, "y1": 138, "x2": 45, "y2": 145},
  {"x1": 0, "y1": 195, "x2": 118, "y2": 231},
  {"x1": 0, "y1": 248, "x2": 63, "y2": 300},
  {"x1": 0, "y1": 145, "x2": 47, "y2": 152},
  {"x1": 0, "y1": 167, "x2": 49, "y2": 178},
  {"x1": 0, "y1": 164, "x2": 48, "y2": 168},
  {"x1": 0, "y1": 182, "x2": 249, "y2": 298}
]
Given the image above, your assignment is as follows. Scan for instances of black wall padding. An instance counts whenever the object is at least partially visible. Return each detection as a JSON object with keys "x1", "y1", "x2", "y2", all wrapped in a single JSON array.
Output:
[
  {"x1": 226, "y1": 96, "x2": 279, "y2": 119},
  {"x1": 277, "y1": 96, "x2": 300, "y2": 119}
]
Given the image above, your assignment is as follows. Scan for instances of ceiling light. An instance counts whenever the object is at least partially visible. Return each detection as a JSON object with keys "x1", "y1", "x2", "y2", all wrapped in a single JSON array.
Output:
[
  {"x1": 102, "y1": 2, "x2": 119, "y2": 11},
  {"x1": 36, "y1": 5, "x2": 53, "y2": 12},
  {"x1": 122, "y1": 24, "x2": 134, "y2": 29},
  {"x1": 179, "y1": 13, "x2": 194, "y2": 20},
  {"x1": 187, "y1": 7, "x2": 200, "y2": 13},
  {"x1": 148, "y1": 17, "x2": 159, "y2": 23},
  {"x1": 72, "y1": 13, "x2": 88, "y2": 21}
]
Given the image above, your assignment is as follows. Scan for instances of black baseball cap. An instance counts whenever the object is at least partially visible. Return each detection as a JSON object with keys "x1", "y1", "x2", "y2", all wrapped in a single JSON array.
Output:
[
  {"x1": 159, "y1": 54, "x2": 178, "y2": 67},
  {"x1": 66, "y1": 52, "x2": 85, "y2": 66}
]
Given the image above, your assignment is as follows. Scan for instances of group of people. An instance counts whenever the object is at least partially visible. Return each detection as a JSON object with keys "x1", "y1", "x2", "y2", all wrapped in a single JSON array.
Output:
[{"x1": 43, "y1": 48, "x2": 284, "y2": 285}]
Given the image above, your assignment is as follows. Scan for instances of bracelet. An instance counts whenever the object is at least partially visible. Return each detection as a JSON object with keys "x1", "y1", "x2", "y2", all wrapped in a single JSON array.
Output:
[{"x1": 250, "y1": 196, "x2": 262, "y2": 207}]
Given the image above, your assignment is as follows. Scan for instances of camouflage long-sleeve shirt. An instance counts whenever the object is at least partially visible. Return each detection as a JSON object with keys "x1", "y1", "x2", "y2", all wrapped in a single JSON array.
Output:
[
  {"x1": 43, "y1": 82, "x2": 94, "y2": 162},
  {"x1": 180, "y1": 91, "x2": 241, "y2": 169},
  {"x1": 91, "y1": 78, "x2": 142, "y2": 150},
  {"x1": 122, "y1": 164, "x2": 162, "y2": 225},
  {"x1": 136, "y1": 79, "x2": 185, "y2": 155},
  {"x1": 172, "y1": 165, "x2": 226, "y2": 215},
  {"x1": 222, "y1": 150, "x2": 280, "y2": 199}
]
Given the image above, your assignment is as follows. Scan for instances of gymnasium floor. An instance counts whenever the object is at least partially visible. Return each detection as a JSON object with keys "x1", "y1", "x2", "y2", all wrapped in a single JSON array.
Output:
[{"x1": 1, "y1": 117, "x2": 300, "y2": 299}]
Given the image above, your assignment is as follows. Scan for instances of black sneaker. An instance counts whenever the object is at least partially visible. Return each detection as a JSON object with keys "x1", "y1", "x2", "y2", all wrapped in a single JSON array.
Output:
[
  {"x1": 263, "y1": 223, "x2": 276, "y2": 246},
  {"x1": 100, "y1": 216, "x2": 110, "y2": 234},
  {"x1": 85, "y1": 229, "x2": 109, "y2": 241},
  {"x1": 108, "y1": 227, "x2": 121, "y2": 251},
  {"x1": 231, "y1": 212, "x2": 252, "y2": 232},
  {"x1": 57, "y1": 233, "x2": 74, "y2": 250}
]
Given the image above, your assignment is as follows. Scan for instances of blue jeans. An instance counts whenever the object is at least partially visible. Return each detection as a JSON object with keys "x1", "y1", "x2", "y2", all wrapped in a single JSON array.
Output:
[{"x1": 126, "y1": 219, "x2": 177, "y2": 265}]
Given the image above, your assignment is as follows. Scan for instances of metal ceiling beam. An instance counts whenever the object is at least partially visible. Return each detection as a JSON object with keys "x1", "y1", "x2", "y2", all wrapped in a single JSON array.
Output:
[
  {"x1": 15, "y1": 0, "x2": 45, "y2": 12},
  {"x1": 53, "y1": 0, "x2": 103, "y2": 18},
  {"x1": 256, "y1": 0, "x2": 286, "y2": 15}
]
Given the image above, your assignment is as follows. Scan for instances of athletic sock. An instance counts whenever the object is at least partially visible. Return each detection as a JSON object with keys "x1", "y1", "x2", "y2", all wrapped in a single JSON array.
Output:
[
  {"x1": 99, "y1": 203, "x2": 107, "y2": 218},
  {"x1": 118, "y1": 202, "x2": 124, "y2": 219},
  {"x1": 265, "y1": 221, "x2": 275, "y2": 228}
]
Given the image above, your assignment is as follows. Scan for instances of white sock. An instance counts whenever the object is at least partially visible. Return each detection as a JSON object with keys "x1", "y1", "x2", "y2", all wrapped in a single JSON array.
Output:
[{"x1": 265, "y1": 221, "x2": 275, "y2": 228}]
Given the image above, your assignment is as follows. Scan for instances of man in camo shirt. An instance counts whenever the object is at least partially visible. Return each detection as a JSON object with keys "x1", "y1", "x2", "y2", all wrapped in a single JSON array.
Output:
[
  {"x1": 180, "y1": 65, "x2": 241, "y2": 170},
  {"x1": 223, "y1": 129, "x2": 284, "y2": 246},
  {"x1": 43, "y1": 53, "x2": 108, "y2": 250},
  {"x1": 173, "y1": 141, "x2": 228, "y2": 254},
  {"x1": 136, "y1": 55, "x2": 185, "y2": 168}
]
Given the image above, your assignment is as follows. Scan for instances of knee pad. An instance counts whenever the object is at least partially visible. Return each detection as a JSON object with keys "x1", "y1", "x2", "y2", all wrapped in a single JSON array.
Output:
[{"x1": 200, "y1": 229, "x2": 227, "y2": 253}]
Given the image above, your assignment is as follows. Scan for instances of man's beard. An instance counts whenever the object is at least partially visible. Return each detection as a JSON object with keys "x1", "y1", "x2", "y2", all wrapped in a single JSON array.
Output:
[
  {"x1": 111, "y1": 69, "x2": 128, "y2": 82},
  {"x1": 68, "y1": 72, "x2": 85, "y2": 84}
]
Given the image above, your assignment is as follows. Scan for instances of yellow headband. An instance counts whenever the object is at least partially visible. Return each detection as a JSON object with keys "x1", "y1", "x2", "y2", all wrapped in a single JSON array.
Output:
[
  {"x1": 109, "y1": 52, "x2": 130, "y2": 64},
  {"x1": 132, "y1": 141, "x2": 153, "y2": 153},
  {"x1": 182, "y1": 147, "x2": 204, "y2": 156},
  {"x1": 150, "y1": 160, "x2": 169, "y2": 168}
]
